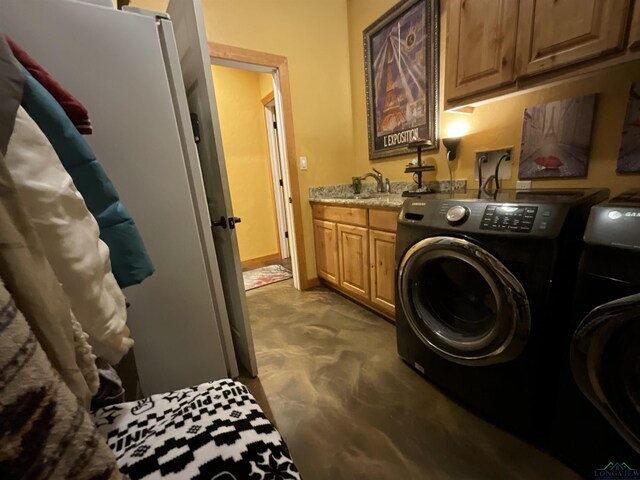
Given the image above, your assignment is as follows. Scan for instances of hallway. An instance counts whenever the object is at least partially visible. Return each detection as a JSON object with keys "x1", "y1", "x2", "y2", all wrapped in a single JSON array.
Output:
[{"x1": 241, "y1": 280, "x2": 579, "y2": 480}]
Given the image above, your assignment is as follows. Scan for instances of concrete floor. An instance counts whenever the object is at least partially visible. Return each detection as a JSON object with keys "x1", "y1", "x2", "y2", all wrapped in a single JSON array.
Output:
[{"x1": 242, "y1": 280, "x2": 580, "y2": 480}]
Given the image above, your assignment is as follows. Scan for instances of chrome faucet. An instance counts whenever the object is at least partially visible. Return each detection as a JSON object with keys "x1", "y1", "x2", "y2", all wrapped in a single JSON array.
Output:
[{"x1": 359, "y1": 168, "x2": 389, "y2": 193}]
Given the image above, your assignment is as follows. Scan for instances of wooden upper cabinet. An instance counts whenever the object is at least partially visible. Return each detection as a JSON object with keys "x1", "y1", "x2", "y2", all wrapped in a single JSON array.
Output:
[
  {"x1": 313, "y1": 219, "x2": 339, "y2": 286},
  {"x1": 515, "y1": 0, "x2": 631, "y2": 78},
  {"x1": 338, "y1": 224, "x2": 370, "y2": 300},
  {"x1": 629, "y1": 0, "x2": 640, "y2": 51},
  {"x1": 445, "y1": 0, "x2": 519, "y2": 101},
  {"x1": 369, "y1": 230, "x2": 396, "y2": 317}
]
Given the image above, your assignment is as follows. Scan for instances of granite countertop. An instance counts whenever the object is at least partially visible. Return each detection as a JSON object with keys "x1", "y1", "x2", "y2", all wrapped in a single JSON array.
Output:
[
  {"x1": 309, "y1": 193, "x2": 405, "y2": 209},
  {"x1": 309, "y1": 180, "x2": 467, "y2": 210}
]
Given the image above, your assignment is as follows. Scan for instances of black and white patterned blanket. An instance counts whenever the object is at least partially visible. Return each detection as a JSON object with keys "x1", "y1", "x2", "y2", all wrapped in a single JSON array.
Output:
[{"x1": 93, "y1": 379, "x2": 301, "y2": 480}]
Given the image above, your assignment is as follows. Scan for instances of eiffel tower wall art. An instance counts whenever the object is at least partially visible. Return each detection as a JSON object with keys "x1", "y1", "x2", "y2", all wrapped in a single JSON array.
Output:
[
  {"x1": 363, "y1": 0, "x2": 439, "y2": 159},
  {"x1": 518, "y1": 94, "x2": 597, "y2": 179}
]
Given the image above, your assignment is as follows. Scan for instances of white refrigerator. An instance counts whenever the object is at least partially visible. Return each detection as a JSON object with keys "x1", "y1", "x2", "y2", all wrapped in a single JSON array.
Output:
[{"x1": 0, "y1": 0, "x2": 257, "y2": 395}]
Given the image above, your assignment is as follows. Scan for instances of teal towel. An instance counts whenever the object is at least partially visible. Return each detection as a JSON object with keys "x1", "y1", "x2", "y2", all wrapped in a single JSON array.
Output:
[{"x1": 21, "y1": 68, "x2": 154, "y2": 288}]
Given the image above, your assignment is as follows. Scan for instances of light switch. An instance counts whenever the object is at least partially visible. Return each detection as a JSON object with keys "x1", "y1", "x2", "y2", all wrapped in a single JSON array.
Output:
[{"x1": 300, "y1": 156, "x2": 308, "y2": 170}]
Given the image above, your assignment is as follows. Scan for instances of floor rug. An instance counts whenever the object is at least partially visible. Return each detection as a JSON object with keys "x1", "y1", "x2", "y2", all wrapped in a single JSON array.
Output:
[{"x1": 243, "y1": 264, "x2": 293, "y2": 291}]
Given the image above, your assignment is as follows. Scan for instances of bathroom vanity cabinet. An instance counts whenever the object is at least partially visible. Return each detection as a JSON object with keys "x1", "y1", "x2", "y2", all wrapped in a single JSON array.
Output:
[{"x1": 311, "y1": 203, "x2": 398, "y2": 320}]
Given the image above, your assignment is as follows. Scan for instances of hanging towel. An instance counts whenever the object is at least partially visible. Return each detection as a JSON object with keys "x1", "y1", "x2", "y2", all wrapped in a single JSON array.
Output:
[
  {"x1": 5, "y1": 35, "x2": 93, "y2": 134},
  {"x1": 20, "y1": 69, "x2": 155, "y2": 288},
  {"x1": 5, "y1": 106, "x2": 133, "y2": 365},
  {"x1": 0, "y1": 278, "x2": 124, "y2": 480},
  {"x1": 0, "y1": 37, "x2": 96, "y2": 407}
]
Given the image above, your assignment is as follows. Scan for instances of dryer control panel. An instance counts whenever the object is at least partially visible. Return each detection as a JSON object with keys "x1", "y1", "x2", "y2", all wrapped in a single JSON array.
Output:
[
  {"x1": 480, "y1": 205, "x2": 538, "y2": 233},
  {"x1": 584, "y1": 189, "x2": 640, "y2": 251}
]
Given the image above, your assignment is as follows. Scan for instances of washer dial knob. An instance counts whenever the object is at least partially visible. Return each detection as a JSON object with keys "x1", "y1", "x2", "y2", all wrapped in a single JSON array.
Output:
[{"x1": 446, "y1": 205, "x2": 469, "y2": 225}]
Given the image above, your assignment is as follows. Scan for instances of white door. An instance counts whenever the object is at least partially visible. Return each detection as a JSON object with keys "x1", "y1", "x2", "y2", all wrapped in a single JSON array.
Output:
[
  {"x1": 168, "y1": 0, "x2": 258, "y2": 376},
  {"x1": 264, "y1": 102, "x2": 290, "y2": 260}
]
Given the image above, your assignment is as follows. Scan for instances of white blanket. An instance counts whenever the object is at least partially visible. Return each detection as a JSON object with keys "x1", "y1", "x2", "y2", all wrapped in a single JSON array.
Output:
[{"x1": 94, "y1": 379, "x2": 301, "y2": 480}]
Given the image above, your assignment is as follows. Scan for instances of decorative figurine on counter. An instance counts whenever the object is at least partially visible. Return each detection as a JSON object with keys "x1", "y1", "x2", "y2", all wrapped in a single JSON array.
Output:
[{"x1": 402, "y1": 135, "x2": 437, "y2": 197}]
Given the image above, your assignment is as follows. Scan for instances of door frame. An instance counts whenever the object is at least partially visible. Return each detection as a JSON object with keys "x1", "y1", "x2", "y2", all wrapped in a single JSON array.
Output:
[
  {"x1": 208, "y1": 42, "x2": 310, "y2": 290},
  {"x1": 261, "y1": 92, "x2": 290, "y2": 260}
]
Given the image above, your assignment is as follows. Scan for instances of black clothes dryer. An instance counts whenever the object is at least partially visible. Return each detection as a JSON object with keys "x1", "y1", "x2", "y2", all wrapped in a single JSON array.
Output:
[
  {"x1": 395, "y1": 189, "x2": 608, "y2": 440},
  {"x1": 549, "y1": 189, "x2": 640, "y2": 477}
]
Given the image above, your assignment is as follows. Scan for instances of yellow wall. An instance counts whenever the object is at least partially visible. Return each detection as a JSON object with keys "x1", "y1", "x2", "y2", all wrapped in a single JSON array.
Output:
[
  {"x1": 210, "y1": 66, "x2": 279, "y2": 262},
  {"x1": 131, "y1": 0, "x2": 639, "y2": 282},
  {"x1": 130, "y1": 0, "x2": 356, "y2": 280},
  {"x1": 347, "y1": 0, "x2": 640, "y2": 196},
  {"x1": 258, "y1": 74, "x2": 273, "y2": 100}
]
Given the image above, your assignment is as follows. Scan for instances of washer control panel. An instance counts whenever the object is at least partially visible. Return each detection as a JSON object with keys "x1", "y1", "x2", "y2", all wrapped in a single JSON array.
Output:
[
  {"x1": 404, "y1": 197, "x2": 566, "y2": 238},
  {"x1": 446, "y1": 205, "x2": 469, "y2": 225},
  {"x1": 480, "y1": 205, "x2": 538, "y2": 233}
]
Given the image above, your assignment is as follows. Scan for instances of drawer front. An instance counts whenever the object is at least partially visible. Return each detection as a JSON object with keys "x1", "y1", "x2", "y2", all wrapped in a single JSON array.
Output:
[
  {"x1": 312, "y1": 204, "x2": 367, "y2": 227},
  {"x1": 369, "y1": 209, "x2": 399, "y2": 232}
]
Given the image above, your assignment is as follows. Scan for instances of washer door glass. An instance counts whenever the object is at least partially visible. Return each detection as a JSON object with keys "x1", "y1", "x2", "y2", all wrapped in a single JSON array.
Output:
[{"x1": 398, "y1": 236, "x2": 531, "y2": 365}]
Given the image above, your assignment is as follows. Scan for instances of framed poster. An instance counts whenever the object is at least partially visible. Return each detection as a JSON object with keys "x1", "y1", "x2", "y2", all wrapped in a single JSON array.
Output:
[
  {"x1": 363, "y1": 0, "x2": 439, "y2": 160},
  {"x1": 518, "y1": 94, "x2": 596, "y2": 179},
  {"x1": 617, "y1": 81, "x2": 640, "y2": 173}
]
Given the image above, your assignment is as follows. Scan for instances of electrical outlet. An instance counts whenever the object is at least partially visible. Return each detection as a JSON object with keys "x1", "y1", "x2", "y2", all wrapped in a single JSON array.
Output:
[
  {"x1": 516, "y1": 180, "x2": 532, "y2": 190},
  {"x1": 300, "y1": 156, "x2": 308, "y2": 170},
  {"x1": 474, "y1": 148, "x2": 513, "y2": 183}
]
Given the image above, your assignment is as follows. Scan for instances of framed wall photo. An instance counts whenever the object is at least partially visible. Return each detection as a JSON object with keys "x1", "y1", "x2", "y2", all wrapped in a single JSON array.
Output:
[
  {"x1": 363, "y1": 0, "x2": 439, "y2": 160},
  {"x1": 617, "y1": 81, "x2": 640, "y2": 173},
  {"x1": 518, "y1": 94, "x2": 596, "y2": 179}
]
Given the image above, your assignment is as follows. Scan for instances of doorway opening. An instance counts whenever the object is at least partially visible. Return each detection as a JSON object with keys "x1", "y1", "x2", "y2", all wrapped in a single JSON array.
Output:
[{"x1": 208, "y1": 43, "x2": 307, "y2": 291}]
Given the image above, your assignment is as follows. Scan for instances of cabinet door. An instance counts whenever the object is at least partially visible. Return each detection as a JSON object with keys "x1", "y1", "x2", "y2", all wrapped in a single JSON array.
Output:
[
  {"x1": 515, "y1": 0, "x2": 630, "y2": 78},
  {"x1": 338, "y1": 224, "x2": 369, "y2": 300},
  {"x1": 629, "y1": 0, "x2": 640, "y2": 52},
  {"x1": 370, "y1": 230, "x2": 396, "y2": 317},
  {"x1": 445, "y1": 0, "x2": 519, "y2": 101},
  {"x1": 313, "y1": 219, "x2": 339, "y2": 286}
]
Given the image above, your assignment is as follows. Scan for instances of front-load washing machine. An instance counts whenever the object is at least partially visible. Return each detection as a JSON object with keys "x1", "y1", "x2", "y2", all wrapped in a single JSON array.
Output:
[
  {"x1": 395, "y1": 188, "x2": 608, "y2": 440},
  {"x1": 549, "y1": 189, "x2": 640, "y2": 476}
]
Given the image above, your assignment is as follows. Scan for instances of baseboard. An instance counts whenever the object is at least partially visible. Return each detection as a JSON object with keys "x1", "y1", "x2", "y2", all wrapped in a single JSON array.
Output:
[{"x1": 241, "y1": 253, "x2": 281, "y2": 271}]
